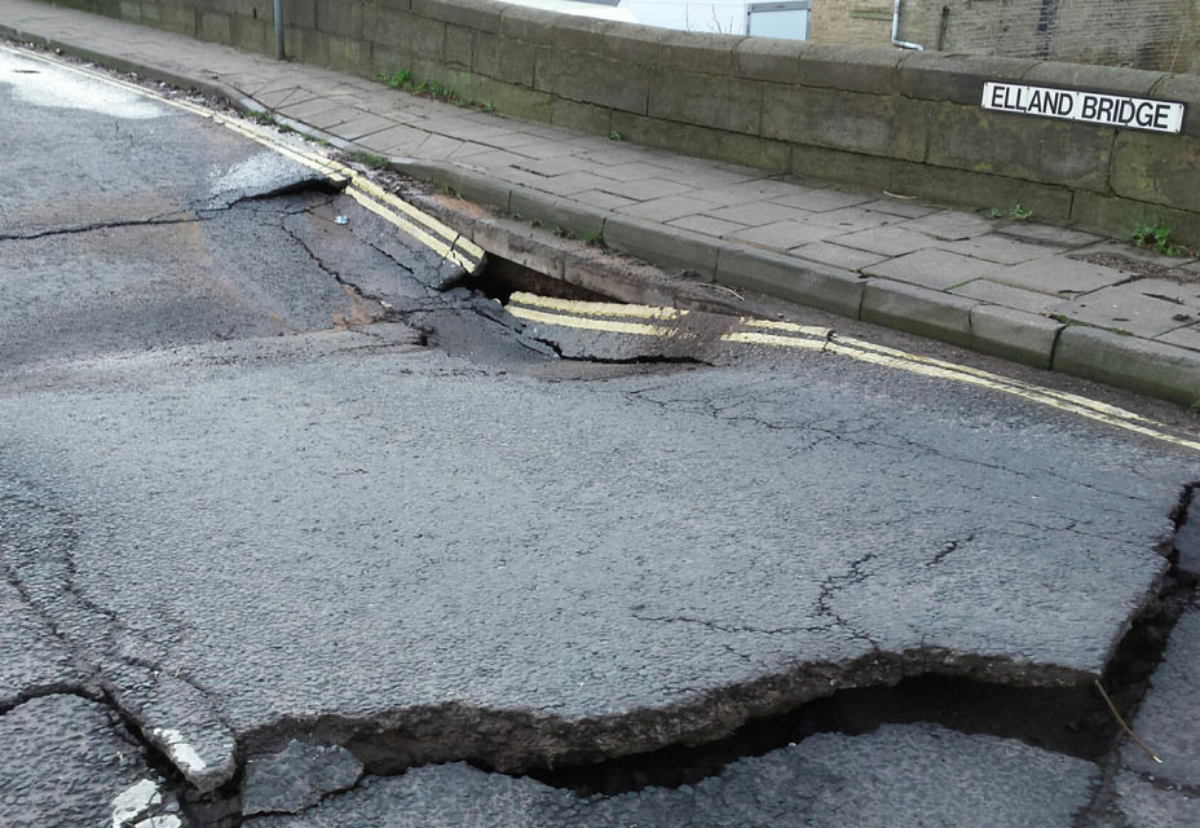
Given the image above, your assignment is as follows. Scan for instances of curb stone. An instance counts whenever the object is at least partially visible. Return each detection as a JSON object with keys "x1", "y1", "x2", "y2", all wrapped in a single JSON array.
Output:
[
  {"x1": 1053, "y1": 326, "x2": 1200, "y2": 407},
  {"x1": 861, "y1": 280, "x2": 980, "y2": 350},
  {"x1": 969, "y1": 305, "x2": 1065, "y2": 370},
  {"x1": 715, "y1": 244, "x2": 865, "y2": 319},
  {"x1": 9, "y1": 25, "x2": 1200, "y2": 407}
]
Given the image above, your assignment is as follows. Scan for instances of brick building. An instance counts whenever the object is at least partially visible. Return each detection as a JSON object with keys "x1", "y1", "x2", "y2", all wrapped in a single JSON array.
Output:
[{"x1": 807, "y1": 0, "x2": 1200, "y2": 73}]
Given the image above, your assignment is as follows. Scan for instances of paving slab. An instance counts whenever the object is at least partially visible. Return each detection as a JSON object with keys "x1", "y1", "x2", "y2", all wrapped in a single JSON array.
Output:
[
  {"x1": 0, "y1": 694, "x2": 181, "y2": 828},
  {"x1": 570, "y1": 189, "x2": 639, "y2": 211},
  {"x1": 591, "y1": 161, "x2": 678, "y2": 183},
  {"x1": 243, "y1": 725, "x2": 1100, "y2": 828},
  {"x1": 706, "y1": 201, "x2": 812, "y2": 226},
  {"x1": 789, "y1": 240, "x2": 890, "y2": 271},
  {"x1": 802, "y1": 206, "x2": 903, "y2": 232},
  {"x1": 667, "y1": 214, "x2": 746, "y2": 237},
  {"x1": 771, "y1": 188, "x2": 876, "y2": 212},
  {"x1": 1156, "y1": 324, "x2": 1200, "y2": 352},
  {"x1": 991, "y1": 256, "x2": 1132, "y2": 296},
  {"x1": 856, "y1": 197, "x2": 940, "y2": 218},
  {"x1": 1049, "y1": 283, "x2": 1200, "y2": 337},
  {"x1": 728, "y1": 219, "x2": 842, "y2": 249},
  {"x1": 359, "y1": 123, "x2": 429, "y2": 155},
  {"x1": 617, "y1": 195, "x2": 712, "y2": 222},
  {"x1": 834, "y1": 225, "x2": 945, "y2": 257},
  {"x1": 863, "y1": 248, "x2": 999, "y2": 290},
  {"x1": 995, "y1": 222, "x2": 1103, "y2": 248},
  {"x1": 905, "y1": 211, "x2": 996, "y2": 240},
  {"x1": 592, "y1": 178, "x2": 694, "y2": 201},
  {"x1": 937, "y1": 234, "x2": 1058, "y2": 265},
  {"x1": 951, "y1": 278, "x2": 1065, "y2": 314}
]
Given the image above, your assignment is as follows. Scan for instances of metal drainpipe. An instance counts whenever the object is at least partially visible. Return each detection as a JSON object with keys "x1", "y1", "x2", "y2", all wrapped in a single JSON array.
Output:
[
  {"x1": 892, "y1": 0, "x2": 925, "y2": 51},
  {"x1": 274, "y1": 0, "x2": 285, "y2": 60}
]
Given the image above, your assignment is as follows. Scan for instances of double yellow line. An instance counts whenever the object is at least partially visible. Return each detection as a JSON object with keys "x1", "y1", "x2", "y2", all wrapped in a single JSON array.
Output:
[
  {"x1": 508, "y1": 293, "x2": 1200, "y2": 453},
  {"x1": 2, "y1": 45, "x2": 485, "y2": 273}
]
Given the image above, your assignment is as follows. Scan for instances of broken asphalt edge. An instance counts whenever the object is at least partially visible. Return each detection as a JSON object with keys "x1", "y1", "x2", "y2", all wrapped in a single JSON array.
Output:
[{"x1": 6, "y1": 23, "x2": 1200, "y2": 408}]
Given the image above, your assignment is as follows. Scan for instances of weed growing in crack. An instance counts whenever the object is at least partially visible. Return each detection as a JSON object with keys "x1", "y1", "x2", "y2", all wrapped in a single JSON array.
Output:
[
  {"x1": 583, "y1": 230, "x2": 604, "y2": 247},
  {"x1": 1132, "y1": 223, "x2": 1196, "y2": 257},
  {"x1": 609, "y1": 129, "x2": 624, "y2": 141},
  {"x1": 988, "y1": 204, "x2": 1032, "y2": 221},
  {"x1": 246, "y1": 110, "x2": 275, "y2": 126},
  {"x1": 347, "y1": 151, "x2": 389, "y2": 170},
  {"x1": 378, "y1": 68, "x2": 413, "y2": 89}
]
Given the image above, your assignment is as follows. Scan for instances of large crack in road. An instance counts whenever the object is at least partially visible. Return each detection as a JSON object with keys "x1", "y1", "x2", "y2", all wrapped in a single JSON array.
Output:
[{"x1": 5, "y1": 178, "x2": 1199, "y2": 823}]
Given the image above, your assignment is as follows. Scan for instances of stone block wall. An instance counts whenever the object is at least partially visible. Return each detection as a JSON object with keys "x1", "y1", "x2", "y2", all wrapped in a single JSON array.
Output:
[{"x1": 44, "y1": 0, "x2": 1200, "y2": 243}]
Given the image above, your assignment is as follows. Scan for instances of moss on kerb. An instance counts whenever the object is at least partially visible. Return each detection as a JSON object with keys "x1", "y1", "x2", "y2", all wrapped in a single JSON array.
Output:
[{"x1": 36, "y1": 0, "x2": 1200, "y2": 244}]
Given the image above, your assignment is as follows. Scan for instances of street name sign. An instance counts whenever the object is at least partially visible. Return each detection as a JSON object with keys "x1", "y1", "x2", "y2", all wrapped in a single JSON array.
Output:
[{"x1": 982, "y1": 81, "x2": 1185, "y2": 134}]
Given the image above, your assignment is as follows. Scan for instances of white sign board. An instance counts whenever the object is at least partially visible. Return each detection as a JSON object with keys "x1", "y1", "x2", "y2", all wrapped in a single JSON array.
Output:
[{"x1": 982, "y1": 82, "x2": 1185, "y2": 134}]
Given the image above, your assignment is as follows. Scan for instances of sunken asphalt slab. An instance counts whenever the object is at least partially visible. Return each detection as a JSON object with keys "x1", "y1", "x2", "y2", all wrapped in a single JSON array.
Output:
[
  {"x1": 4, "y1": 0, "x2": 1200, "y2": 406},
  {"x1": 1, "y1": 326, "x2": 1192, "y2": 795},
  {"x1": 243, "y1": 725, "x2": 1100, "y2": 828}
]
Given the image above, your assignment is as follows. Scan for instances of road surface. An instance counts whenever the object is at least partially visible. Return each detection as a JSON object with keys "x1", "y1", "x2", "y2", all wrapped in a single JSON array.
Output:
[{"x1": 1, "y1": 43, "x2": 1197, "y2": 827}]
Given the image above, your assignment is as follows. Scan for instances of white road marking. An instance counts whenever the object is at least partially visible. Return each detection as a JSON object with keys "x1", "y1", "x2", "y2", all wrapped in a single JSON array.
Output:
[
  {"x1": 152, "y1": 728, "x2": 208, "y2": 775},
  {"x1": 111, "y1": 779, "x2": 161, "y2": 828}
]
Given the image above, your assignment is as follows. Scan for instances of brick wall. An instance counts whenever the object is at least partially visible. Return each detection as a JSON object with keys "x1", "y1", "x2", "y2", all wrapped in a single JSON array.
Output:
[
  {"x1": 808, "y1": 0, "x2": 891, "y2": 44},
  {"x1": 810, "y1": 0, "x2": 1199, "y2": 73}
]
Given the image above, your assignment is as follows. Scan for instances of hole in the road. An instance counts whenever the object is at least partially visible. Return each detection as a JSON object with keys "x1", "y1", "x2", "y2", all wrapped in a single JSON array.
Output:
[{"x1": 470, "y1": 255, "x2": 617, "y2": 305}]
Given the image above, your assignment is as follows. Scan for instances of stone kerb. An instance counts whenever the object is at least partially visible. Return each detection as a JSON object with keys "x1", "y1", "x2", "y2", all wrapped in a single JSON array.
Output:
[{"x1": 52, "y1": 0, "x2": 1200, "y2": 242}]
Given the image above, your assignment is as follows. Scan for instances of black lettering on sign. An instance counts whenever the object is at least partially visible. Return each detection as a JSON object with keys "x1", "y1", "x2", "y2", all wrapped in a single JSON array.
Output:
[
  {"x1": 1155, "y1": 103, "x2": 1171, "y2": 131},
  {"x1": 1081, "y1": 95, "x2": 1099, "y2": 119}
]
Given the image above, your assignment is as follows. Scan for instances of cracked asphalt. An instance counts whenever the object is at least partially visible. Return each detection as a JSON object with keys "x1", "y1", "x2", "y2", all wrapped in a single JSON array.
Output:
[{"x1": 2, "y1": 45, "x2": 1199, "y2": 827}]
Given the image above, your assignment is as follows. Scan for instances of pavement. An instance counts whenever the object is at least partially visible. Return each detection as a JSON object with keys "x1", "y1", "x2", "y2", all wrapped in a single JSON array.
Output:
[
  {"x1": 4, "y1": 0, "x2": 1200, "y2": 406},
  {"x1": 4, "y1": 16, "x2": 1200, "y2": 828}
]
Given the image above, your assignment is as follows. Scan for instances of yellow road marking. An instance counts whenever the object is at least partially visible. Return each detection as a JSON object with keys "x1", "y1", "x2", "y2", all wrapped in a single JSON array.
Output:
[
  {"x1": 346, "y1": 189, "x2": 476, "y2": 272},
  {"x1": 505, "y1": 294, "x2": 1200, "y2": 453},
  {"x1": 508, "y1": 306, "x2": 680, "y2": 338},
  {"x1": 739, "y1": 318, "x2": 833, "y2": 338},
  {"x1": 2, "y1": 45, "x2": 481, "y2": 270},
  {"x1": 834, "y1": 335, "x2": 1150, "y2": 423},
  {"x1": 722, "y1": 331, "x2": 826, "y2": 351},
  {"x1": 509, "y1": 292, "x2": 686, "y2": 320}
]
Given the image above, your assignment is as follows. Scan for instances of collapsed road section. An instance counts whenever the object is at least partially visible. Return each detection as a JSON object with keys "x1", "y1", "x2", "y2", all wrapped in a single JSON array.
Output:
[
  {"x1": 2, "y1": 318, "x2": 1195, "y2": 823},
  {"x1": 4, "y1": 41, "x2": 1200, "y2": 828}
]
